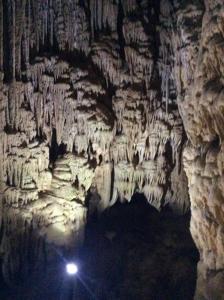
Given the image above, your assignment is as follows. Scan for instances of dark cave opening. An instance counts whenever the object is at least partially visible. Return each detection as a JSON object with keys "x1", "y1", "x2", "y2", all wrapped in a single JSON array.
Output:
[{"x1": 75, "y1": 194, "x2": 199, "y2": 300}]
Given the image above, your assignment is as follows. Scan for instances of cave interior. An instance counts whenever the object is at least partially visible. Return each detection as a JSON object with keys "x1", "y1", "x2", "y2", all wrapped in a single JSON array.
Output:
[{"x1": 0, "y1": 0, "x2": 224, "y2": 299}]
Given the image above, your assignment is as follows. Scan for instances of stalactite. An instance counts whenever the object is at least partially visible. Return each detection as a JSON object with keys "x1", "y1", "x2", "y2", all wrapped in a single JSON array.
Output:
[
  {"x1": 49, "y1": 0, "x2": 53, "y2": 46},
  {"x1": 8, "y1": 0, "x2": 16, "y2": 80},
  {"x1": 90, "y1": 0, "x2": 118, "y2": 36},
  {"x1": 23, "y1": 0, "x2": 30, "y2": 74}
]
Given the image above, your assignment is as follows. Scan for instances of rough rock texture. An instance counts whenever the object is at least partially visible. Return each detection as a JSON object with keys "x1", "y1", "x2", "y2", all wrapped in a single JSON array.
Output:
[
  {"x1": 0, "y1": 0, "x2": 224, "y2": 299},
  {"x1": 180, "y1": 2, "x2": 224, "y2": 299},
  {"x1": 169, "y1": 1, "x2": 224, "y2": 299}
]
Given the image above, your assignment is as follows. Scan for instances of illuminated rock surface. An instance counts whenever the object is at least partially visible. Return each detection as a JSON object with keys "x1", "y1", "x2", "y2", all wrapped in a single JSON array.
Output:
[{"x1": 0, "y1": 0, "x2": 223, "y2": 299}]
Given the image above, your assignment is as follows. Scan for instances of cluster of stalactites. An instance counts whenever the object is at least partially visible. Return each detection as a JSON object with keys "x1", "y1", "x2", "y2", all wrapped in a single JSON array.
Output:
[
  {"x1": 0, "y1": 52, "x2": 115, "y2": 224},
  {"x1": 21, "y1": 56, "x2": 113, "y2": 156},
  {"x1": 0, "y1": 0, "x2": 90, "y2": 81},
  {"x1": 110, "y1": 160, "x2": 166, "y2": 210},
  {"x1": 92, "y1": 37, "x2": 127, "y2": 87},
  {"x1": 109, "y1": 86, "x2": 188, "y2": 211},
  {"x1": 89, "y1": 0, "x2": 155, "y2": 97},
  {"x1": 90, "y1": 0, "x2": 118, "y2": 35}
]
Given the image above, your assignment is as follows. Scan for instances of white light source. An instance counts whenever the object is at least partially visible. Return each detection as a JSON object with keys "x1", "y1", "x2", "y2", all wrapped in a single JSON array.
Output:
[{"x1": 66, "y1": 263, "x2": 78, "y2": 275}]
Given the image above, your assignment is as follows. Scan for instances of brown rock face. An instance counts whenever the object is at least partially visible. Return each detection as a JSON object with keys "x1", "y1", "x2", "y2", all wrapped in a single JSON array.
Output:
[
  {"x1": 180, "y1": 2, "x2": 224, "y2": 299},
  {"x1": 0, "y1": 0, "x2": 223, "y2": 299}
]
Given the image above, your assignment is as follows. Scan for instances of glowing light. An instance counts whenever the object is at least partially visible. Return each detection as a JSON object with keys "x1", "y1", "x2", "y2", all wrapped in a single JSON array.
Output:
[{"x1": 66, "y1": 263, "x2": 78, "y2": 275}]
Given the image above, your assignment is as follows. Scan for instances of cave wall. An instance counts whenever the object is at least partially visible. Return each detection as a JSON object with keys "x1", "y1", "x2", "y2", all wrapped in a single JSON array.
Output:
[
  {"x1": 164, "y1": 0, "x2": 224, "y2": 298},
  {"x1": 180, "y1": 1, "x2": 224, "y2": 299},
  {"x1": 0, "y1": 0, "x2": 223, "y2": 298}
]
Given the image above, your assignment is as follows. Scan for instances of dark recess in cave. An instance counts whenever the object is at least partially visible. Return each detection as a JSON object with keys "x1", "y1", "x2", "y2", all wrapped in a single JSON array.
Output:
[
  {"x1": 117, "y1": 0, "x2": 126, "y2": 62},
  {"x1": 0, "y1": 194, "x2": 199, "y2": 300},
  {"x1": 49, "y1": 128, "x2": 67, "y2": 163},
  {"x1": 75, "y1": 193, "x2": 199, "y2": 300}
]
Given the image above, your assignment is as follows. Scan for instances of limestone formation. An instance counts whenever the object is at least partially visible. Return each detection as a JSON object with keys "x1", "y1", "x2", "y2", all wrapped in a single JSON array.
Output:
[{"x1": 0, "y1": 0, "x2": 224, "y2": 299}]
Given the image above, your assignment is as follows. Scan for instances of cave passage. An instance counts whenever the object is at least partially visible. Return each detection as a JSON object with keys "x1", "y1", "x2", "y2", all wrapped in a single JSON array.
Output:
[{"x1": 75, "y1": 194, "x2": 199, "y2": 300}]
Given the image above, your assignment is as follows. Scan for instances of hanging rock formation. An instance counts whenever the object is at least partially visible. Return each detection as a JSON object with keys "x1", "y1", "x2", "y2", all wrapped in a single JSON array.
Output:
[{"x1": 0, "y1": 0, "x2": 223, "y2": 299}]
